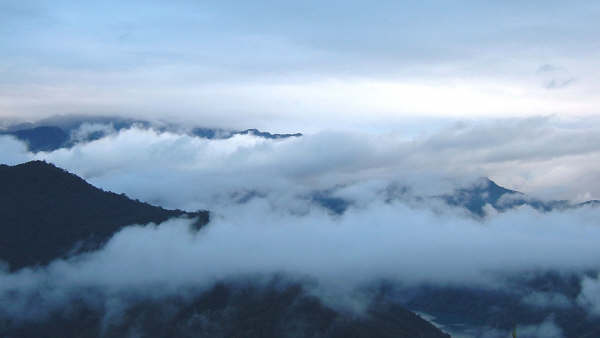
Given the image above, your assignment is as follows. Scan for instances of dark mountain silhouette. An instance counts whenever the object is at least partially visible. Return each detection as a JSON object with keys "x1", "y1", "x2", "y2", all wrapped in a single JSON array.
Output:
[
  {"x1": 191, "y1": 127, "x2": 302, "y2": 139},
  {"x1": 0, "y1": 160, "x2": 208, "y2": 271},
  {"x1": 2, "y1": 281, "x2": 450, "y2": 338},
  {"x1": 1, "y1": 115, "x2": 145, "y2": 132},
  {"x1": 190, "y1": 127, "x2": 227, "y2": 139},
  {"x1": 0, "y1": 118, "x2": 144, "y2": 152},
  {"x1": 235, "y1": 128, "x2": 303, "y2": 139},
  {"x1": 1, "y1": 115, "x2": 302, "y2": 152}
]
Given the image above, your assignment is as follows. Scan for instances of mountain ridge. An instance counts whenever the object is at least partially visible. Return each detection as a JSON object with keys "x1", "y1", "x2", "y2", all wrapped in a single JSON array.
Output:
[
  {"x1": 1, "y1": 116, "x2": 302, "y2": 152},
  {"x1": 441, "y1": 177, "x2": 598, "y2": 216},
  {"x1": 0, "y1": 160, "x2": 450, "y2": 338},
  {"x1": 0, "y1": 160, "x2": 209, "y2": 271}
]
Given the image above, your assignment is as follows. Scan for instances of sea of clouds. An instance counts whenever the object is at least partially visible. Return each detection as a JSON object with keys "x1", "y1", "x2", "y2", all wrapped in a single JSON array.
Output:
[{"x1": 1, "y1": 117, "x2": 600, "y2": 337}]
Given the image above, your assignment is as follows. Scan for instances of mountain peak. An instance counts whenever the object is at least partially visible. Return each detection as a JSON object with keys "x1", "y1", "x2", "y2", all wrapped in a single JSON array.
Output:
[
  {"x1": 442, "y1": 177, "x2": 521, "y2": 216},
  {"x1": 0, "y1": 161, "x2": 209, "y2": 271},
  {"x1": 16, "y1": 159, "x2": 56, "y2": 169}
]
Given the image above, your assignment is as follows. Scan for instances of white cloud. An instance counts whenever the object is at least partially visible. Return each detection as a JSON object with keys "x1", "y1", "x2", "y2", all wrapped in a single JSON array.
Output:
[
  {"x1": 0, "y1": 118, "x2": 591, "y2": 207},
  {"x1": 0, "y1": 135, "x2": 30, "y2": 165},
  {"x1": 68, "y1": 122, "x2": 117, "y2": 143},
  {"x1": 1, "y1": 199, "x2": 600, "y2": 322}
]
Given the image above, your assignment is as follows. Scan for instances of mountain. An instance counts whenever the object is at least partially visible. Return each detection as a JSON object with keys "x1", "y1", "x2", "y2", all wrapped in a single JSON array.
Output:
[
  {"x1": 0, "y1": 126, "x2": 70, "y2": 152},
  {"x1": 441, "y1": 178, "x2": 596, "y2": 216},
  {"x1": 404, "y1": 271, "x2": 600, "y2": 337},
  {"x1": 1, "y1": 116, "x2": 302, "y2": 152},
  {"x1": 191, "y1": 127, "x2": 302, "y2": 139},
  {"x1": 0, "y1": 161, "x2": 449, "y2": 338},
  {"x1": 234, "y1": 128, "x2": 303, "y2": 139},
  {"x1": 442, "y1": 177, "x2": 520, "y2": 215},
  {"x1": 0, "y1": 118, "x2": 142, "y2": 152},
  {"x1": 0, "y1": 160, "x2": 208, "y2": 271},
  {"x1": 306, "y1": 178, "x2": 598, "y2": 217},
  {"x1": 2, "y1": 281, "x2": 450, "y2": 338}
]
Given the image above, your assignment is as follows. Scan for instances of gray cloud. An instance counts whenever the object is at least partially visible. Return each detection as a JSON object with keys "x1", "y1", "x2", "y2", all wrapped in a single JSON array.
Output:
[
  {"x1": 1, "y1": 1, "x2": 600, "y2": 126},
  {"x1": 522, "y1": 291, "x2": 573, "y2": 309},
  {"x1": 537, "y1": 64, "x2": 562, "y2": 73},
  {"x1": 545, "y1": 78, "x2": 576, "y2": 89},
  {"x1": 535, "y1": 64, "x2": 577, "y2": 90}
]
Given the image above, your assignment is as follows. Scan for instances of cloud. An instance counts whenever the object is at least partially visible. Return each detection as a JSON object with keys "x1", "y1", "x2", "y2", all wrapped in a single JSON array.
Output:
[
  {"x1": 2, "y1": 1, "x2": 600, "y2": 127},
  {"x1": 1, "y1": 117, "x2": 600, "y2": 213},
  {"x1": 545, "y1": 78, "x2": 576, "y2": 89},
  {"x1": 577, "y1": 274, "x2": 600, "y2": 316},
  {"x1": 535, "y1": 64, "x2": 577, "y2": 90},
  {"x1": 522, "y1": 291, "x2": 572, "y2": 309},
  {"x1": 68, "y1": 122, "x2": 117, "y2": 143},
  {"x1": 537, "y1": 64, "x2": 562, "y2": 73},
  {"x1": 1, "y1": 197, "x2": 600, "y2": 323},
  {"x1": 0, "y1": 135, "x2": 31, "y2": 165},
  {"x1": 0, "y1": 117, "x2": 594, "y2": 205},
  {"x1": 517, "y1": 317, "x2": 564, "y2": 338}
]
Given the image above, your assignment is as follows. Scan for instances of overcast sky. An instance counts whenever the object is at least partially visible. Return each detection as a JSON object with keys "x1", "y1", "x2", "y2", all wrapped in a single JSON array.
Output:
[{"x1": 1, "y1": 1, "x2": 599, "y2": 131}]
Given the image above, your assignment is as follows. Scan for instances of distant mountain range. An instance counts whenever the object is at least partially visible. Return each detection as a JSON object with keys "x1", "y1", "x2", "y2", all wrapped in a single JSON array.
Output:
[
  {"x1": 191, "y1": 127, "x2": 302, "y2": 140},
  {"x1": 441, "y1": 177, "x2": 599, "y2": 216},
  {"x1": 310, "y1": 177, "x2": 599, "y2": 217},
  {"x1": 0, "y1": 116, "x2": 302, "y2": 152}
]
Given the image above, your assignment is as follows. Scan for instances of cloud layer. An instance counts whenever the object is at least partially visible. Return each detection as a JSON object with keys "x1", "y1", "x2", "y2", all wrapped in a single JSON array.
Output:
[
  {"x1": 2, "y1": 117, "x2": 600, "y2": 204},
  {"x1": 1, "y1": 118, "x2": 600, "y2": 337},
  {"x1": 2, "y1": 1, "x2": 600, "y2": 129},
  {"x1": 1, "y1": 197, "x2": 598, "y2": 335}
]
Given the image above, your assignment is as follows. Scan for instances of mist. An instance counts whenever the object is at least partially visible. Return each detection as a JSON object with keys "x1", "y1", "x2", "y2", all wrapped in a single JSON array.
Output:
[
  {"x1": 2, "y1": 195, "x2": 600, "y2": 322},
  {"x1": 1, "y1": 118, "x2": 599, "y2": 337},
  {"x1": 2, "y1": 117, "x2": 600, "y2": 207}
]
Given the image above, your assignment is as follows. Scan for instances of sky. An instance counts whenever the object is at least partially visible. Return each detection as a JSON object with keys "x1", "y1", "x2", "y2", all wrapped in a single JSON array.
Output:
[{"x1": 1, "y1": 0, "x2": 600, "y2": 131}]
